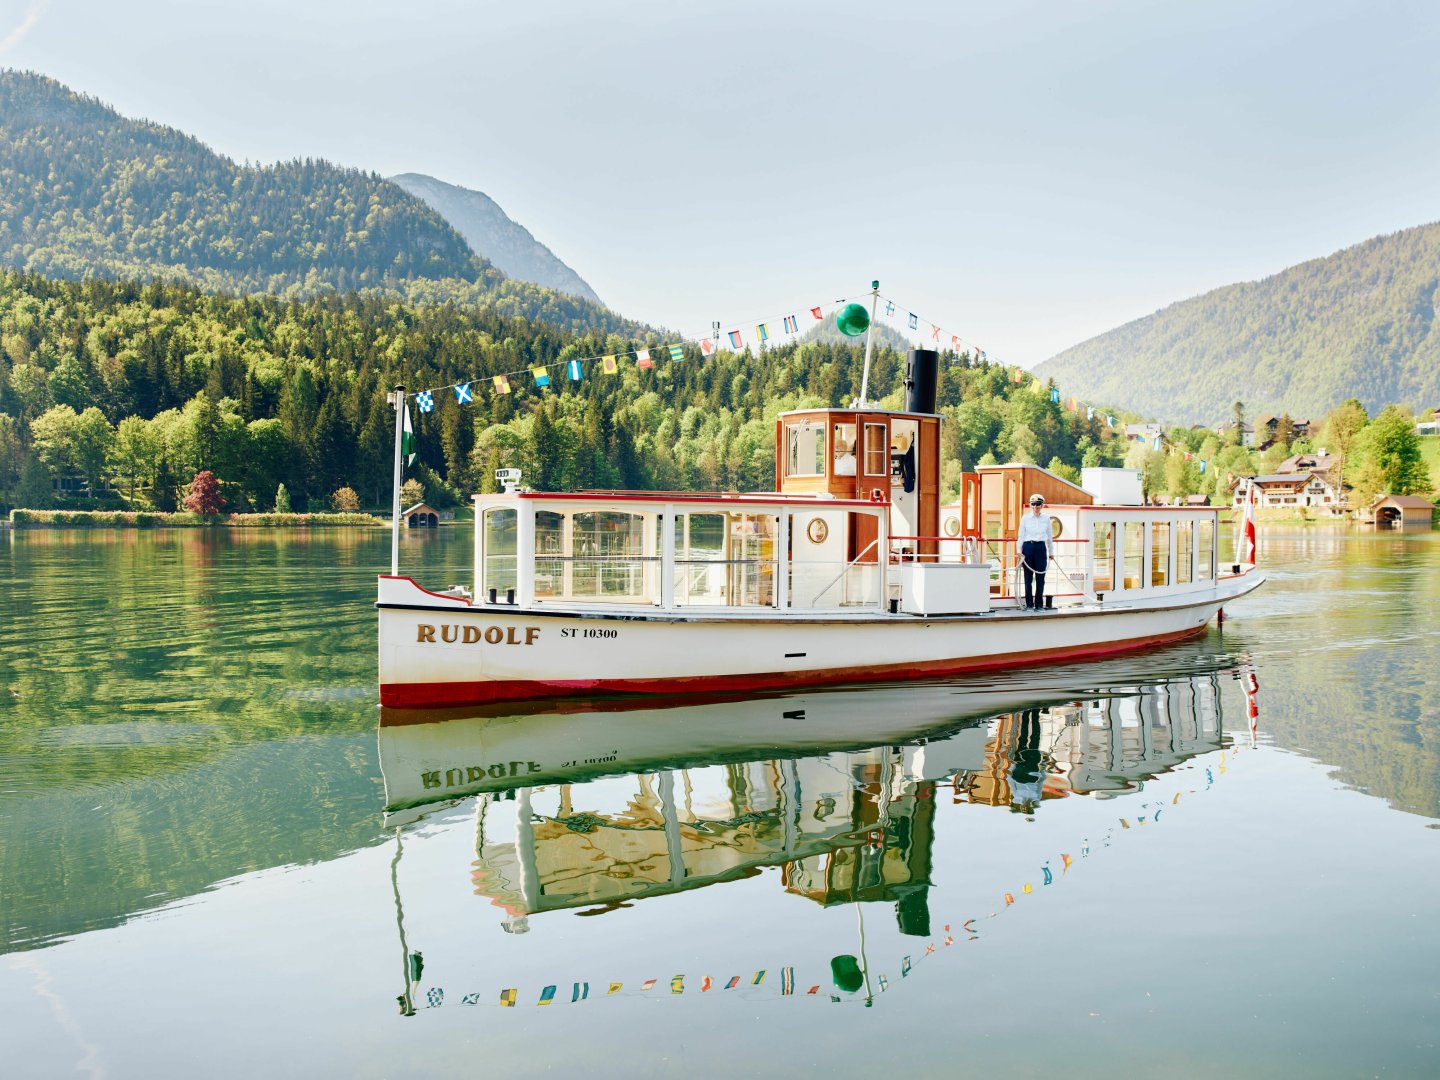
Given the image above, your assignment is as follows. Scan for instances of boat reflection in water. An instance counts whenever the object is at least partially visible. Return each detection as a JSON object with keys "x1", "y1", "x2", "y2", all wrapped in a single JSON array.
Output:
[{"x1": 378, "y1": 645, "x2": 1254, "y2": 1012}]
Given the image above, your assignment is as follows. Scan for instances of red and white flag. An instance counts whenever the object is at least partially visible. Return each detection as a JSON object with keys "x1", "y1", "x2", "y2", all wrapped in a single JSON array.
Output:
[{"x1": 1238, "y1": 481, "x2": 1258, "y2": 564}]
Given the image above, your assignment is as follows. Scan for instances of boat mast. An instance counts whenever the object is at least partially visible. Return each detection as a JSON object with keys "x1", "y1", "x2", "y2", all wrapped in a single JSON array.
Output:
[
  {"x1": 390, "y1": 385, "x2": 405, "y2": 576},
  {"x1": 858, "y1": 280, "x2": 880, "y2": 406}
]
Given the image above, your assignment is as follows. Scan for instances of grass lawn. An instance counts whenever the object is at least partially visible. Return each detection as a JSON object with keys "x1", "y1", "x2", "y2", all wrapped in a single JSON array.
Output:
[{"x1": 1421, "y1": 436, "x2": 1440, "y2": 491}]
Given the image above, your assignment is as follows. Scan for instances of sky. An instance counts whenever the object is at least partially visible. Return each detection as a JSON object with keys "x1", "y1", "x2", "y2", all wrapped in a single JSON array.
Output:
[{"x1": 3, "y1": 0, "x2": 1439, "y2": 368}]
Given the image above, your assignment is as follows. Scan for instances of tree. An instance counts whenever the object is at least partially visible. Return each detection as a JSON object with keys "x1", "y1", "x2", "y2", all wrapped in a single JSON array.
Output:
[
  {"x1": 1231, "y1": 401, "x2": 1246, "y2": 446},
  {"x1": 111, "y1": 416, "x2": 160, "y2": 502},
  {"x1": 331, "y1": 486, "x2": 360, "y2": 512},
  {"x1": 182, "y1": 470, "x2": 224, "y2": 515},
  {"x1": 1322, "y1": 399, "x2": 1368, "y2": 507},
  {"x1": 152, "y1": 455, "x2": 180, "y2": 511},
  {"x1": 275, "y1": 483, "x2": 292, "y2": 512},
  {"x1": 1354, "y1": 405, "x2": 1430, "y2": 497},
  {"x1": 400, "y1": 478, "x2": 425, "y2": 507}
]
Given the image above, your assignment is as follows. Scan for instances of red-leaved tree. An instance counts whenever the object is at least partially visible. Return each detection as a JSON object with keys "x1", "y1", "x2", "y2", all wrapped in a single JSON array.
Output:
[{"x1": 182, "y1": 470, "x2": 225, "y2": 515}]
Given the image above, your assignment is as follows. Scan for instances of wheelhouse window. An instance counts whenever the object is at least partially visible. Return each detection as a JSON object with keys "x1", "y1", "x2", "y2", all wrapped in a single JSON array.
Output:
[
  {"x1": 832, "y1": 422, "x2": 857, "y2": 476},
  {"x1": 1176, "y1": 521, "x2": 1193, "y2": 584},
  {"x1": 1151, "y1": 522, "x2": 1170, "y2": 587},
  {"x1": 1122, "y1": 522, "x2": 1144, "y2": 589},
  {"x1": 482, "y1": 507, "x2": 517, "y2": 597},
  {"x1": 674, "y1": 511, "x2": 776, "y2": 607},
  {"x1": 785, "y1": 420, "x2": 826, "y2": 478},
  {"x1": 1092, "y1": 522, "x2": 1115, "y2": 592}
]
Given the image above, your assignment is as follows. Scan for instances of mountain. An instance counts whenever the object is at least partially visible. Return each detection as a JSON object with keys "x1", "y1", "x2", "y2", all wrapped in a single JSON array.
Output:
[
  {"x1": 1038, "y1": 223, "x2": 1440, "y2": 424},
  {"x1": 0, "y1": 70, "x2": 492, "y2": 296},
  {"x1": 391, "y1": 173, "x2": 601, "y2": 305}
]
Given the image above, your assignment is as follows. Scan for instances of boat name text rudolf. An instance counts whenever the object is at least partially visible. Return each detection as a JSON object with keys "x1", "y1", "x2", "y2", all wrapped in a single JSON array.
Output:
[
  {"x1": 416, "y1": 623, "x2": 540, "y2": 645},
  {"x1": 423, "y1": 762, "x2": 542, "y2": 789}
]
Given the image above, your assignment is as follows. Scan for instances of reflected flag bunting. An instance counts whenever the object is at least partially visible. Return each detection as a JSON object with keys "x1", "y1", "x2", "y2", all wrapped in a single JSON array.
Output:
[
  {"x1": 567, "y1": 359, "x2": 583, "y2": 381},
  {"x1": 756, "y1": 323, "x2": 769, "y2": 343},
  {"x1": 978, "y1": 349, "x2": 987, "y2": 362},
  {"x1": 531, "y1": 367, "x2": 550, "y2": 388},
  {"x1": 783, "y1": 315, "x2": 799, "y2": 334},
  {"x1": 699, "y1": 338, "x2": 716, "y2": 357},
  {"x1": 607, "y1": 983, "x2": 623, "y2": 995},
  {"x1": 670, "y1": 976, "x2": 684, "y2": 994},
  {"x1": 1087, "y1": 406, "x2": 1095, "y2": 420},
  {"x1": 454, "y1": 382, "x2": 473, "y2": 405},
  {"x1": 637, "y1": 349, "x2": 653, "y2": 369},
  {"x1": 1200, "y1": 459, "x2": 1207, "y2": 473},
  {"x1": 538, "y1": 986, "x2": 556, "y2": 1005},
  {"x1": 885, "y1": 301, "x2": 895, "y2": 317},
  {"x1": 810, "y1": 306, "x2": 823, "y2": 320},
  {"x1": 1014, "y1": 369, "x2": 1024, "y2": 384},
  {"x1": 571, "y1": 983, "x2": 588, "y2": 1002},
  {"x1": 641, "y1": 979, "x2": 657, "y2": 990},
  {"x1": 1137, "y1": 435, "x2": 1147, "y2": 444},
  {"x1": 781, "y1": 968, "x2": 795, "y2": 995},
  {"x1": 1050, "y1": 387, "x2": 1060, "y2": 404},
  {"x1": 952, "y1": 335, "x2": 960, "y2": 348},
  {"x1": 601, "y1": 355, "x2": 618, "y2": 375},
  {"x1": 1068, "y1": 397, "x2": 1078, "y2": 412},
  {"x1": 415, "y1": 390, "x2": 434, "y2": 413},
  {"x1": 499, "y1": 988, "x2": 517, "y2": 1007},
  {"x1": 931, "y1": 324, "x2": 940, "y2": 341},
  {"x1": 728, "y1": 330, "x2": 743, "y2": 349},
  {"x1": 493, "y1": 375, "x2": 511, "y2": 395},
  {"x1": 908, "y1": 312, "x2": 918, "y2": 330},
  {"x1": 752, "y1": 971, "x2": 766, "y2": 985},
  {"x1": 668, "y1": 344, "x2": 685, "y2": 362},
  {"x1": 701, "y1": 976, "x2": 712, "y2": 992},
  {"x1": 724, "y1": 976, "x2": 739, "y2": 990},
  {"x1": 1106, "y1": 415, "x2": 1115, "y2": 427}
]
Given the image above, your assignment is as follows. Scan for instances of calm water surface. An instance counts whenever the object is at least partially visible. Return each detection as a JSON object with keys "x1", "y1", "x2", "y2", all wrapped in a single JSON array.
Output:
[{"x1": 1, "y1": 526, "x2": 1437, "y2": 1078}]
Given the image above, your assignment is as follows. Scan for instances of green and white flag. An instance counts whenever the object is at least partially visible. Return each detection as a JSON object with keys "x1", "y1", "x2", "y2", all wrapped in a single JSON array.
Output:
[{"x1": 402, "y1": 403, "x2": 416, "y2": 466}]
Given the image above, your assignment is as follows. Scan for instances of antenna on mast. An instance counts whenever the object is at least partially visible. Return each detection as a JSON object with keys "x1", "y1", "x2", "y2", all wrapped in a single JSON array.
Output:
[{"x1": 859, "y1": 281, "x2": 880, "y2": 406}]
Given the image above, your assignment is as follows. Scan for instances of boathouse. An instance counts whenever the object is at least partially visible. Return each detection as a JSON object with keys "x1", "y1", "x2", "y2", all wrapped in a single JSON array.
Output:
[
  {"x1": 1370, "y1": 495, "x2": 1434, "y2": 528},
  {"x1": 402, "y1": 502, "x2": 441, "y2": 528}
]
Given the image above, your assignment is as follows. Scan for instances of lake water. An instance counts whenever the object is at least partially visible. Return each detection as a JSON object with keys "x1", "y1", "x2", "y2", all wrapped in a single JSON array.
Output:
[{"x1": 2, "y1": 526, "x2": 1437, "y2": 1078}]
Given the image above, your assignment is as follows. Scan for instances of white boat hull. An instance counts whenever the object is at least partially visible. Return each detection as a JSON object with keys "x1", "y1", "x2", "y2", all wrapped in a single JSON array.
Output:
[{"x1": 377, "y1": 571, "x2": 1262, "y2": 708}]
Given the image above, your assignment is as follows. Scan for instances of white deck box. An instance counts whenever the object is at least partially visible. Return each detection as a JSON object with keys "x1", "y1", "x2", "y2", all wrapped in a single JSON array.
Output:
[{"x1": 896, "y1": 562, "x2": 993, "y2": 615}]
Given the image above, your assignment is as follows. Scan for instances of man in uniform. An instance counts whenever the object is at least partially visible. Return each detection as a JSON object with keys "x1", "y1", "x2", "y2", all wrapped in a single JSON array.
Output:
[{"x1": 1017, "y1": 493, "x2": 1054, "y2": 610}]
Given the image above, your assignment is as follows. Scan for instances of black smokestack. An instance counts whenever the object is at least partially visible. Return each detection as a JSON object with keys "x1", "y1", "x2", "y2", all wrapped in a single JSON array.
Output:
[{"x1": 905, "y1": 349, "x2": 939, "y2": 414}]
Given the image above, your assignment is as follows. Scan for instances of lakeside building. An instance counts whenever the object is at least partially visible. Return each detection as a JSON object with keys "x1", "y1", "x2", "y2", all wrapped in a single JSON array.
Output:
[
  {"x1": 1231, "y1": 472, "x2": 1345, "y2": 513},
  {"x1": 1370, "y1": 495, "x2": 1435, "y2": 528},
  {"x1": 1216, "y1": 420, "x2": 1256, "y2": 447}
]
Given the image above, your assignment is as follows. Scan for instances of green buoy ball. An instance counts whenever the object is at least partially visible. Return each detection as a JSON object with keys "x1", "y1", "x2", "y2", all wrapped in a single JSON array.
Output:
[{"x1": 836, "y1": 303, "x2": 870, "y2": 337}]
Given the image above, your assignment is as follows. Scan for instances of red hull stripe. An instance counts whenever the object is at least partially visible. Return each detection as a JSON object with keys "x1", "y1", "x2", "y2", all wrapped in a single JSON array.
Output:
[{"x1": 379, "y1": 623, "x2": 1209, "y2": 709}]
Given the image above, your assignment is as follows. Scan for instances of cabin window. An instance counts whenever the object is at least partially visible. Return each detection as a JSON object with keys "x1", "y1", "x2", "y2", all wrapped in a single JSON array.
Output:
[
  {"x1": 1176, "y1": 521, "x2": 1193, "y2": 584},
  {"x1": 533, "y1": 511, "x2": 566, "y2": 598},
  {"x1": 1151, "y1": 522, "x2": 1170, "y2": 587},
  {"x1": 482, "y1": 508, "x2": 517, "y2": 597},
  {"x1": 570, "y1": 511, "x2": 656, "y2": 600},
  {"x1": 785, "y1": 420, "x2": 826, "y2": 478},
  {"x1": 1122, "y1": 522, "x2": 1145, "y2": 589},
  {"x1": 674, "y1": 511, "x2": 776, "y2": 607},
  {"x1": 1197, "y1": 519, "x2": 1215, "y2": 580},
  {"x1": 532, "y1": 509, "x2": 659, "y2": 603},
  {"x1": 1092, "y1": 522, "x2": 1115, "y2": 592},
  {"x1": 832, "y1": 423, "x2": 857, "y2": 477},
  {"x1": 863, "y1": 423, "x2": 887, "y2": 475}
]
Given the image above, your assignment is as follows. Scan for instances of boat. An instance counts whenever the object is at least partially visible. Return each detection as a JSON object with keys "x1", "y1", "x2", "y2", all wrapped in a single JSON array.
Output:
[{"x1": 378, "y1": 339, "x2": 1263, "y2": 708}]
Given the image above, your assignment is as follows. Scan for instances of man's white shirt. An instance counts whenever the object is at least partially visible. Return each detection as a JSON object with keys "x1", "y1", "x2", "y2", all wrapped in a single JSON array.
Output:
[{"x1": 1017, "y1": 512, "x2": 1054, "y2": 555}]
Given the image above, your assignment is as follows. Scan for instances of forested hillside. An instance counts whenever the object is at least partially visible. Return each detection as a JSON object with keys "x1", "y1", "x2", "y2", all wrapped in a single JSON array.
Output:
[
  {"x1": 391, "y1": 173, "x2": 602, "y2": 304},
  {"x1": 0, "y1": 271, "x2": 1129, "y2": 514},
  {"x1": 0, "y1": 71, "x2": 641, "y2": 338},
  {"x1": 1039, "y1": 222, "x2": 1440, "y2": 423}
]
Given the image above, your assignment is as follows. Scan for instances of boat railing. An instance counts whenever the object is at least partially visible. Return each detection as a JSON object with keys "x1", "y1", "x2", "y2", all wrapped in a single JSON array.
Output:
[{"x1": 888, "y1": 536, "x2": 1094, "y2": 601}]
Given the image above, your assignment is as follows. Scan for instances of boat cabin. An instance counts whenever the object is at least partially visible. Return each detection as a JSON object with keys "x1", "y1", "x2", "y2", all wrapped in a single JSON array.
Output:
[{"x1": 468, "y1": 350, "x2": 1235, "y2": 618}]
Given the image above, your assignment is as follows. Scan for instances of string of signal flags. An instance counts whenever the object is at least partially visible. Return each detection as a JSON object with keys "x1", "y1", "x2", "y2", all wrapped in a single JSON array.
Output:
[
  {"x1": 403, "y1": 287, "x2": 1023, "y2": 413},
  {"x1": 399, "y1": 284, "x2": 1209, "y2": 472}
]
